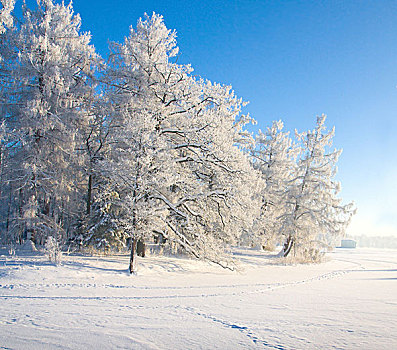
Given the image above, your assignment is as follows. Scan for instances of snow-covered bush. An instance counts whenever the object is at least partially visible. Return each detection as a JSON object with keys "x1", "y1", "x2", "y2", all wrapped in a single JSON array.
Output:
[
  {"x1": 45, "y1": 236, "x2": 62, "y2": 265},
  {"x1": 283, "y1": 243, "x2": 325, "y2": 264}
]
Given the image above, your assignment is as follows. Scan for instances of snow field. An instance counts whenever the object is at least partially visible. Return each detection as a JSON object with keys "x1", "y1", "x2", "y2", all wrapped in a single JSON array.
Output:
[{"x1": 0, "y1": 248, "x2": 396, "y2": 349}]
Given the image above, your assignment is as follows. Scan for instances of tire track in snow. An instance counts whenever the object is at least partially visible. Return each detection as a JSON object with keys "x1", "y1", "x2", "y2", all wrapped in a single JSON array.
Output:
[
  {"x1": 356, "y1": 258, "x2": 397, "y2": 266},
  {"x1": 330, "y1": 257, "x2": 365, "y2": 270}
]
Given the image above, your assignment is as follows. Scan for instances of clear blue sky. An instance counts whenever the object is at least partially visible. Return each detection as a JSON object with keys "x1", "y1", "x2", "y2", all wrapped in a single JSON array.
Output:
[{"x1": 30, "y1": 0, "x2": 397, "y2": 236}]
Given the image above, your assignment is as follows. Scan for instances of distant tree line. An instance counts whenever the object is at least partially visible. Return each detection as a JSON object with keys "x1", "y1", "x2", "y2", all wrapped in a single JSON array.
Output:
[
  {"x1": 0, "y1": 0, "x2": 355, "y2": 271},
  {"x1": 349, "y1": 236, "x2": 397, "y2": 249}
]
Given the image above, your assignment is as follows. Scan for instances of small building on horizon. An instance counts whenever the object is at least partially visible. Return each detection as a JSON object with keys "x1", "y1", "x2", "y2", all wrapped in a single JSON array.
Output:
[{"x1": 340, "y1": 239, "x2": 357, "y2": 248}]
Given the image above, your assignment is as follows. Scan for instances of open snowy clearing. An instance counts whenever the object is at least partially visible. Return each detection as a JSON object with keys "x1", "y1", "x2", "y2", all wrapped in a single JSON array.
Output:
[{"x1": 0, "y1": 248, "x2": 396, "y2": 350}]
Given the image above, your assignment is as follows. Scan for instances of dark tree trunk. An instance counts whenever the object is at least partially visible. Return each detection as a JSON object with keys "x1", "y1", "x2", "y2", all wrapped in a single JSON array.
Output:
[
  {"x1": 129, "y1": 189, "x2": 138, "y2": 273},
  {"x1": 86, "y1": 173, "x2": 92, "y2": 215},
  {"x1": 6, "y1": 185, "x2": 12, "y2": 242},
  {"x1": 129, "y1": 238, "x2": 137, "y2": 274},
  {"x1": 0, "y1": 144, "x2": 3, "y2": 200},
  {"x1": 43, "y1": 195, "x2": 50, "y2": 216},
  {"x1": 283, "y1": 235, "x2": 294, "y2": 257},
  {"x1": 18, "y1": 188, "x2": 25, "y2": 244},
  {"x1": 137, "y1": 239, "x2": 146, "y2": 257}
]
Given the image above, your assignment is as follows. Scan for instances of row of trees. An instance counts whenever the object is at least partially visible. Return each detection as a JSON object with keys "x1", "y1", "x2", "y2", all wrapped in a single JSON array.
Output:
[{"x1": 0, "y1": 0, "x2": 354, "y2": 271}]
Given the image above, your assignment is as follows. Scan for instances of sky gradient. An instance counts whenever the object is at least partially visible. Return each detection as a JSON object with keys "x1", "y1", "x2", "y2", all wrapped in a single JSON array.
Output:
[{"x1": 31, "y1": 0, "x2": 397, "y2": 237}]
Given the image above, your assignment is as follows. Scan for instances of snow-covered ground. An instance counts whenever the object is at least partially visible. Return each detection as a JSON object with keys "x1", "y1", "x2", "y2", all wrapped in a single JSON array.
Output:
[{"x1": 0, "y1": 247, "x2": 396, "y2": 350}]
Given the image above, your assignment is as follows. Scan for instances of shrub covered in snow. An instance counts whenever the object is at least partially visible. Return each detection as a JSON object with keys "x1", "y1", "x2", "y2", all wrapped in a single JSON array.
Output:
[{"x1": 45, "y1": 236, "x2": 62, "y2": 265}]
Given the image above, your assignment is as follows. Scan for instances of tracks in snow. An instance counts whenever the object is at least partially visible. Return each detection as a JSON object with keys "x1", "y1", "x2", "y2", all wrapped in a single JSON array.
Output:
[
  {"x1": 0, "y1": 267, "x2": 359, "y2": 301},
  {"x1": 183, "y1": 306, "x2": 289, "y2": 350},
  {"x1": 1, "y1": 253, "x2": 387, "y2": 350}
]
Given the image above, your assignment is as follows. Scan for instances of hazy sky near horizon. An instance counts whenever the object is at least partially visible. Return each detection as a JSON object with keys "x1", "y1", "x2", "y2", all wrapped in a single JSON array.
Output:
[{"x1": 26, "y1": 0, "x2": 397, "y2": 237}]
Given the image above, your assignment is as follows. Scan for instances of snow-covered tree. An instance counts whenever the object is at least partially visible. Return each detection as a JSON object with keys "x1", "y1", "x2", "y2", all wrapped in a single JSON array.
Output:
[
  {"x1": 250, "y1": 121, "x2": 297, "y2": 250},
  {"x1": 0, "y1": 4, "x2": 355, "y2": 268},
  {"x1": 279, "y1": 115, "x2": 355, "y2": 261},
  {"x1": 0, "y1": 1, "x2": 17, "y2": 244},
  {"x1": 103, "y1": 13, "x2": 257, "y2": 272},
  {"x1": 0, "y1": 0, "x2": 15, "y2": 66},
  {"x1": 2, "y1": 0, "x2": 100, "y2": 244},
  {"x1": 0, "y1": 0, "x2": 14, "y2": 36}
]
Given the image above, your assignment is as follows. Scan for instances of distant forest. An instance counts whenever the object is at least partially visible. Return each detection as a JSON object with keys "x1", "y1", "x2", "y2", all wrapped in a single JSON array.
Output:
[{"x1": 350, "y1": 236, "x2": 397, "y2": 249}]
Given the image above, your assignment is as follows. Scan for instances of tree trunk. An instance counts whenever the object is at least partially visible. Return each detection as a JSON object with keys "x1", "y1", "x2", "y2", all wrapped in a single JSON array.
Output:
[
  {"x1": 0, "y1": 144, "x2": 3, "y2": 201},
  {"x1": 283, "y1": 235, "x2": 294, "y2": 257},
  {"x1": 18, "y1": 188, "x2": 24, "y2": 244},
  {"x1": 6, "y1": 184, "x2": 12, "y2": 242},
  {"x1": 43, "y1": 195, "x2": 50, "y2": 216},
  {"x1": 137, "y1": 239, "x2": 146, "y2": 257},
  {"x1": 86, "y1": 173, "x2": 92, "y2": 215},
  {"x1": 129, "y1": 238, "x2": 137, "y2": 274}
]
